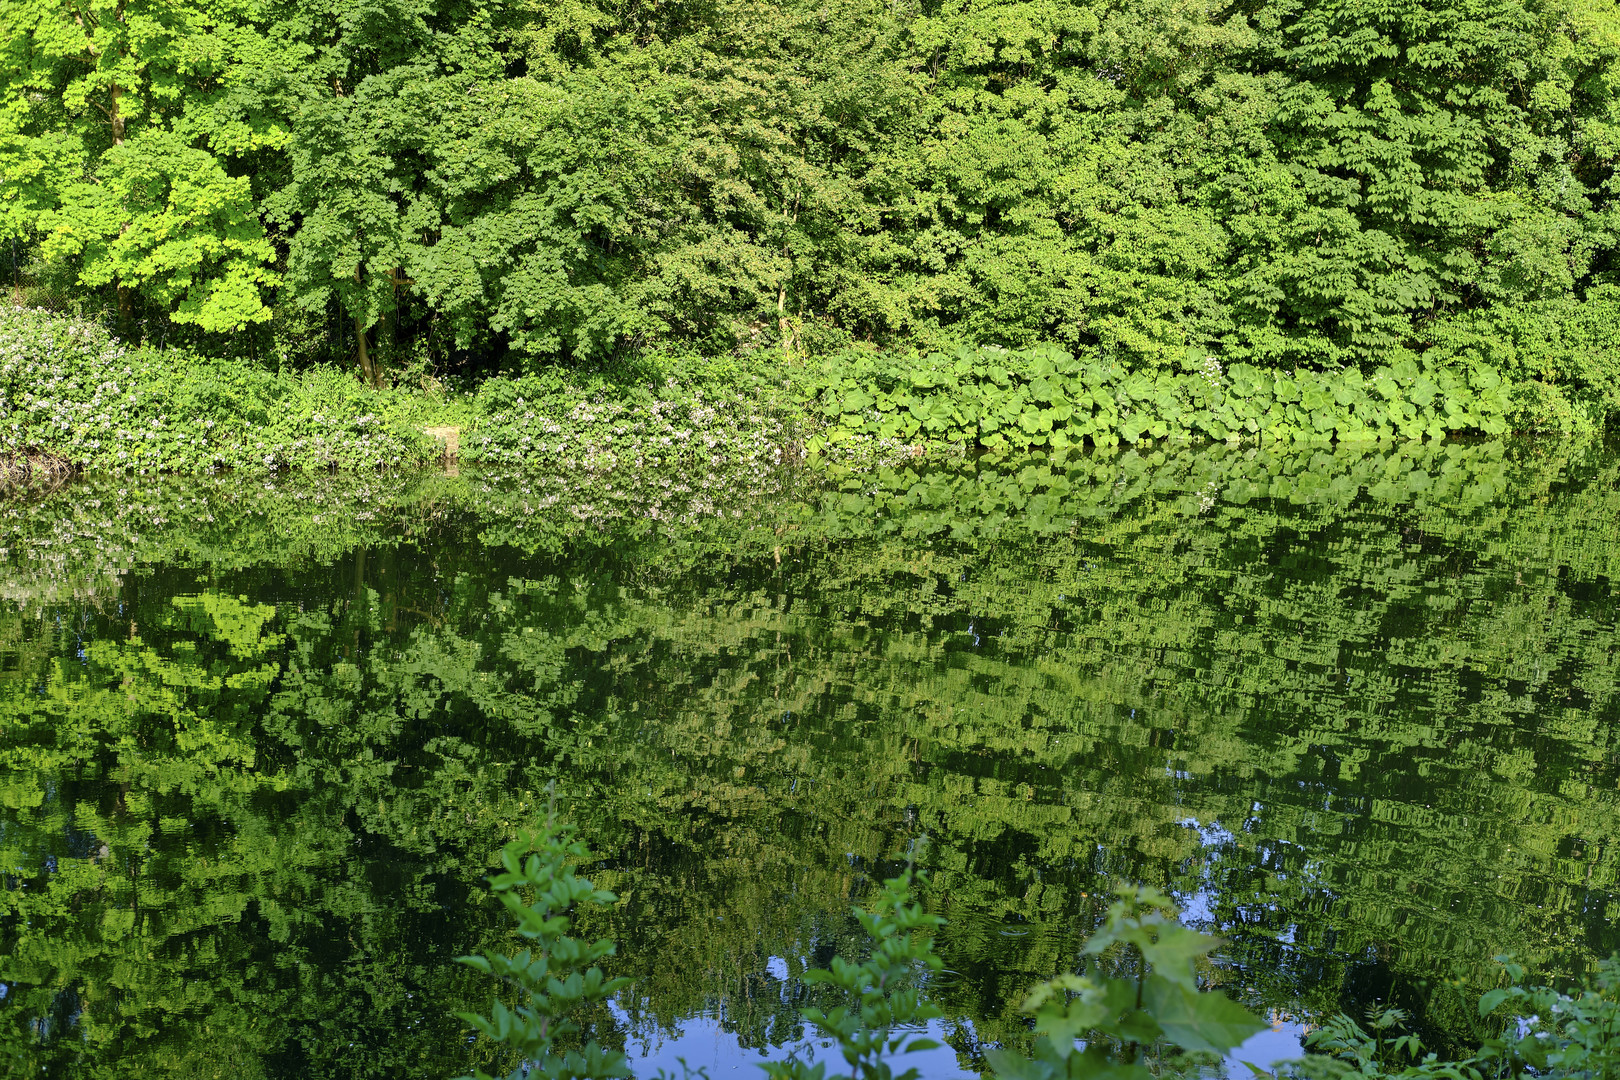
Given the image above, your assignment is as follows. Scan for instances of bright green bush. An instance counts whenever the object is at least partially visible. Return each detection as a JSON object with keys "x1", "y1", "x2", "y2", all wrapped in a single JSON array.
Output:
[
  {"x1": 1424, "y1": 288, "x2": 1620, "y2": 433},
  {"x1": 456, "y1": 809, "x2": 633, "y2": 1080},
  {"x1": 807, "y1": 345, "x2": 1517, "y2": 455}
]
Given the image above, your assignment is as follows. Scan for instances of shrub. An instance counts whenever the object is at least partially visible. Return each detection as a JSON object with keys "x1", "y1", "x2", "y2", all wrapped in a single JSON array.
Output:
[
  {"x1": 455, "y1": 808, "x2": 633, "y2": 1080},
  {"x1": 1424, "y1": 289, "x2": 1620, "y2": 433},
  {"x1": 0, "y1": 307, "x2": 439, "y2": 474},
  {"x1": 465, "y1": 361, "x2": 802, "y2": 471},
  {"x1": 806, "y1": 345, "x2": 1517, "y2": 456}
]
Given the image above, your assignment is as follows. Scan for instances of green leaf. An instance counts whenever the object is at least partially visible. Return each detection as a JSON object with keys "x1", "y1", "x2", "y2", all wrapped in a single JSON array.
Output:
[
  {"x1": 844, "y1": 389, "x2": 874, "y2": 413},
  {"x1": 1478, "y1": 988, "x2": 1512, "y2": 1016},
  {"x1": 1140, "y1": 925, "x2": 1220, "y2": 988},
  {"x1": 983, "y1": 1047, "x2": 1058, "y2": 1079},
  {"x1": 1142, "y1": 977, "x2": 1266, "y2": 1055}
]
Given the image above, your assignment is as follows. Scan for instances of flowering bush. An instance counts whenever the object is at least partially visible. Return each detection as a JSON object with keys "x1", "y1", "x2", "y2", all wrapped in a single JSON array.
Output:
[
  {"x1": 466, "y1": 362, "x2": 805, "y2": 472},
  {"x1": 0, "y1": 308, "x2": 439, "y2": 475}
]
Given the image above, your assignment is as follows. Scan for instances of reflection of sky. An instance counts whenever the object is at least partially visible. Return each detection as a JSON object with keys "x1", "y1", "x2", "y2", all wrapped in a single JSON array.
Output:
[
  {"x1": 1175, "y1": 814, "x2": 1310, "y2": 1078},
  {"x1": 611, "y1": 933, "x2": 1305, "y2": 1080},
  {"x1": 611, "y1": 997, "x2": 1303, "y2": 1079},
  {"x1": 611, "y1": 998, "x2": 976, "y2": 1078},
  {"x1": 1229, "y1": 1019, "x2": 1306, "y2": 1077},
  {"x1": 1175, "y1": 817, "x2": 1236, "y2": 929},
  {"x1": 1175, "y1": 816, "x2": 1299, "y2": 943}
]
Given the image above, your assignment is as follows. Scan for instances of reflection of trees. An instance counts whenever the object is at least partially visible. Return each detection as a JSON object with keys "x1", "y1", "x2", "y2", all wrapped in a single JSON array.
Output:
[
  {"x1": 4, "y1": 439, "x2": 1620, "y2": 1075},
  {"x1": 0, "y1": 593, "x2": 499, "y2": 1079}
]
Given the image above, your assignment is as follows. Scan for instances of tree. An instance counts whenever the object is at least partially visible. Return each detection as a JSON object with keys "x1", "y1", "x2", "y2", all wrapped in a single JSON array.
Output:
[
  {"x1": 261, "y1": 0, "x2": 510, "y2": 383},
  {"x1": 0, "y1": 0, "x2": 281, "y2": 334}
]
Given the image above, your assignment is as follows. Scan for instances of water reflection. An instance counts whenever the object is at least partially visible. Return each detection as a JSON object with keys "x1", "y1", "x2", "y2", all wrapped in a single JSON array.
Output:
[{"x1": 3, "y1": 439, "x2": 1620, "y2": 1077}]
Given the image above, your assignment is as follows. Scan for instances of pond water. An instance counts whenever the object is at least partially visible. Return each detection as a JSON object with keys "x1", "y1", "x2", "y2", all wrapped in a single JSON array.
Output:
[{"x1": 4, "y1": 439, "x2": 1620, "y2": 1079}]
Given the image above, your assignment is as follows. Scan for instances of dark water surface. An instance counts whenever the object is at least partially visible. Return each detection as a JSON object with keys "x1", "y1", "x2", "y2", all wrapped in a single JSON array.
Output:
[{"x1": 5, "y1": 439, "x2": 1620, "y2": 1078}]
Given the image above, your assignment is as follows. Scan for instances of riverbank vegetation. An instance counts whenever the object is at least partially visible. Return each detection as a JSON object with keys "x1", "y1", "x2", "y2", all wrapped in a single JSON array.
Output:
[
  {"x1": 8, "y1": 0, "x2": 1620, "y2": 448},
  {"x1": 0, "y1": 304, "x2": 1591, "y2": 480},
  {"x1": 0, "y1": 306, "x2": 804, "y2": 474}
]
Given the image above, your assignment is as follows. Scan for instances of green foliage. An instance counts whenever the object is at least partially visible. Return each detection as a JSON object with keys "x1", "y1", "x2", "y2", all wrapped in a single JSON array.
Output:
[
  {"x1": 762, "y1": 863, "x2": 946, "y2": 1080},
  {"x1": 0, "y1": 306, "x2": 440, "y2": 473},
  {"x1": 987, "y1": 886, "x2": 1265, "y2": 1080},
  {"x1": 1426, "y1": 286, "x2": 1620, "y2": 432},
  {"x1": 1289, "y1": 956, "x2": 1620, "y2": 1080},
  {"x1": 4, "y1": 307, "x2": 813, "y2": 475},
  {"x1": 260, "y1": 0, "x2": 522, "y2": 369},
  {"x1": 456, "y1": 809, "x2": 634, "y2": 1080},
  {"x1": 0, "y1": 0, "x2": 283, "y2": 332},
  {"x1": 747, "y1": 868, "x2": 1265, "y2": 1080},
  {"x1": 6, "y1": 0, "x2": 1620, "y2": 411},
  {"x1": 465, "y1": 355, "x2": 804, "y2": 469},
  {"x1": 807, "y1": 344, "x2": 1515, "y2": 454},
  {"x1": 35, "y1": 128, "x2": 277, "y2": 333},
  {"x1": 1302, "y1": 1007, "x2": 1444, "y2": 1079},
  {"x1": 1475, "y1": 956, "x2": 1620, "y2": 1080}
]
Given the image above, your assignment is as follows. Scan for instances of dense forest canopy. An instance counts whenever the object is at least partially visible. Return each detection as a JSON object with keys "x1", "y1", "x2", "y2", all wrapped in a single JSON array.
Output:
[{"x1": 6, "y1": 0, "x2": 1620, "y2": 385}]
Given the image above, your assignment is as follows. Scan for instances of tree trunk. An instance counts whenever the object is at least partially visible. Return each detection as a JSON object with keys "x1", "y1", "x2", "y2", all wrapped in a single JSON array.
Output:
[
  {"x1": 777, "y1": 184, "x2": 801, "y2": 360},
  {"x1": 354, "y1": 262, "x2": 380, "y2": 387},
  {"x1": 778, "y1": 282, "x2": 793, "y2": 360},
  {"x1": 355, "y1": 315, "x2": 377, "y2": 387},
  {"x1": 110, "y1": 82, "x2": 124, "y2": 145},
  {"x1": 117, "y1": 283, "x2": 133, "y2": 339}
]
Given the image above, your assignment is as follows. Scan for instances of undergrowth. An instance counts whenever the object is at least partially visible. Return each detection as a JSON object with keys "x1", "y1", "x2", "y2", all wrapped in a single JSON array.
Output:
[
  {"x1": 1, "y1": 307, "x2": 442, "y2": 474},
  {"x1": 464, "y1": 352, "x2": 804, "y2": 470},
  {"x1": 805, "y1": 345, "x2": 1523, "y2": 457},
  {"x1": 4, "y1": 307, "x2": 1605, "y2": 481}
]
